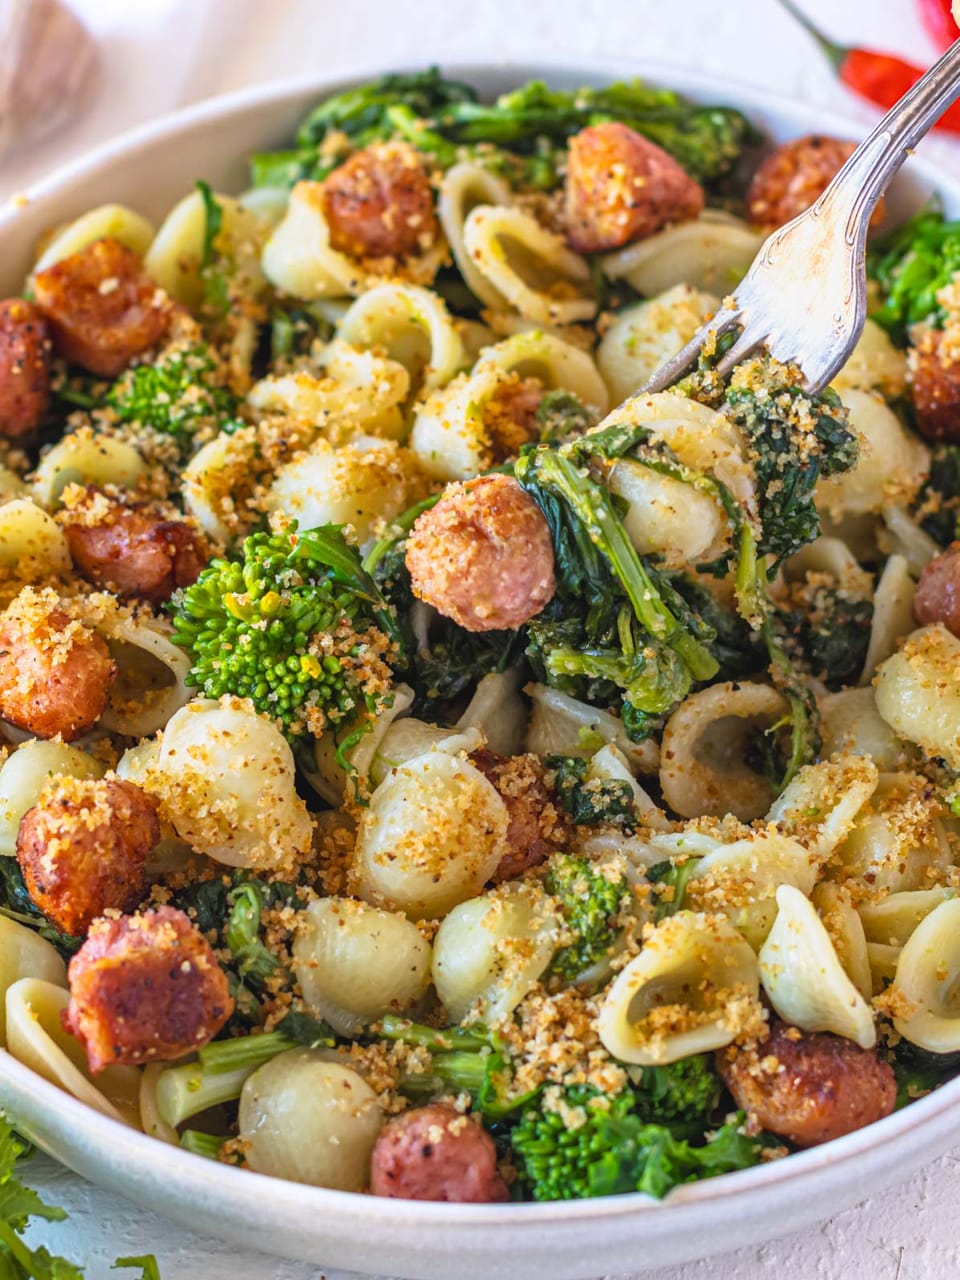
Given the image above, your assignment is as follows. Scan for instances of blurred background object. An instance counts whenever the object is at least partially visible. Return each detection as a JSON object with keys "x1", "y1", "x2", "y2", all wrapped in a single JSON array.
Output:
[{"x1": 0, "y1": 0, "x2": 99, "y2": 160}]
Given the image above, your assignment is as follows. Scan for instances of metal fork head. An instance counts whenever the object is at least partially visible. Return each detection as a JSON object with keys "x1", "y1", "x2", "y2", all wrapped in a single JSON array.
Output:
[{"x1": 640, "y1": 36, "x2": 960, "y2": 398}]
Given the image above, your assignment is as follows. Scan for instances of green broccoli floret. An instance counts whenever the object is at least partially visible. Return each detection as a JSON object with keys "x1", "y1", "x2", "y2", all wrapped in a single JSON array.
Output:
[
  {"x1": 545, "y1": 851, "x2": 632, "y2": 983},
  {"x1": 633, "y1": 1055, "x2": 722, "y2": 1125},
  {"x1": 511, "y1": 1086, "x2": 767, "y2": 1201},
  {"x1": 914, "y1": 443, "x2": 960, "y2": 547},
  {"x1": 777, "y1": 583, "x2": 873, "y2": 690},
  {"x1": 723, "y1": 359, "x2": 859, "y2": 575},
  {"x1": 107, "y1": 341, "x2": 236, "y2": 439},
  {"x1": 546, "y1": 757, "x2": 636, "y2": 829},
  {"x1": 170, "y1": 524, "x2": 399, "y2": 740},
  {"x1": 868, "y1": 205, "x2": 960, "y2": 344},
  {"x1": 646, "y1": 857, "x2": 702, "y2": 921}
]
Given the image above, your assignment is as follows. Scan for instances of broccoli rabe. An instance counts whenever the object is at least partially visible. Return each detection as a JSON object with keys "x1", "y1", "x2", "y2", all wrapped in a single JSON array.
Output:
[
  {"x1": 633, "y1": 1055, "x2": 722, "y2": 1126},
  {"x1": 511, "y1": 1085, "x2": 768, "y2": 1201},
  {"x1": 546, "y1": 757, "x2": 636, "y2": 829},
  {"x1": 250, "y1": 68, "x2": 755, "y2": 193},
  {"x1": 107, "y1": 340, "x2": 236, "y2": 440},
  {"x1": 868, "y1": 205, "x2": 960, "y2": 344},
  {"x1": 544, "y1": 851, "x2": 632, "y2": 983},
  {"x1": 535, "y1": 389, "x2": 597, "y2": 446},
  {"x1": 914, "y1": 443, "x2": 960, "y2": 547},
  {"x1": 171, "y1": 524, "x2": 399, "y2": 742},
  {"x1": 722, "y1": 360, "x2": 859, "y2": 575},
  {"x1": 890, "y1": 1043, "x2": 960, "y2": 1110},
  {"x1": 647, "y1": 857, "x2": 702, "y2": 921},
  {"x1": 778, "y1": 584, "x2": 873, "y2": 690}
]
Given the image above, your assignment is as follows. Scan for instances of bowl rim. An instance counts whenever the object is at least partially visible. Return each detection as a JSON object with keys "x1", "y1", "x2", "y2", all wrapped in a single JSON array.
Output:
[{"x1": 0, "y1": 53, "x2": 956, "y2": 1236}]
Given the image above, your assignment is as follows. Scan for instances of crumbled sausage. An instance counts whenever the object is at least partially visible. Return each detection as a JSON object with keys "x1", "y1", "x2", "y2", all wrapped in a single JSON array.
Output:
[
  {"x1": 908, "y1": 328, "x2": 960, "y2": 441},
  {"x1": 746, "y1": 135, "x2": 883, "y2": 232},
  {"x1": 717, "y1": 1021, "x2": 896, "y2": 1147},
  {"x1": 0, "y1": 589, "x2": 116, "y2": 740},
  {"x1": 370, "y1": 1103, "x2": 508, "y2": 1202},
  {"x1": 483, "y1": 375, "x2": 544, "y2": 461},
  {"x1": 62, "y1": 905, "x2": 233, "y2": 1072},
  {"x1": 564, "y1": 122, "x2": 705, "y2": 254},
  {"x1": 471, "y1": 748, "x2": 568, "y2": 880},
  {"x1": 17, "y1": 777, "x2": 159, "y2": 935},
  {"x1": 32, "y1": 237, "x2": 175, "y2": 378},
  {"x1": 62, "y1": 492, "x2": 208, "y2": 604},
  {"x1": 0, "y1": 298, "x2": 50, "y2": 437},
  {"x1": 321, "y1": 142, "x2": 438, "y2": 260},
  {"x1": 405, "y1": 473, "x2": 556, "y2": 632},
  {"x1": 913, "y1": 541, "x2": 960, "y2": 635}
]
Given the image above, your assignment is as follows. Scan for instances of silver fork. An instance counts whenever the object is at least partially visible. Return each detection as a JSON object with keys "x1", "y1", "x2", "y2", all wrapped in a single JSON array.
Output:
[{"x1": 640, "y1": 37, "x2": 960, "y2": 397}]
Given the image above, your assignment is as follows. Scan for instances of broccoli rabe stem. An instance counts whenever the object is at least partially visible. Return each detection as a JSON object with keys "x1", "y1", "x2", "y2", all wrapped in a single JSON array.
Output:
[
  {"x1": 156, "y1": 1032, "x2": 295, "y2": 1127},
  {"x1": 179, "y1": 1130, "x2": 224, "y2": 1160},
  {"x1": 378, "y1": 1014, "x2": 490, "y2": 1053}
]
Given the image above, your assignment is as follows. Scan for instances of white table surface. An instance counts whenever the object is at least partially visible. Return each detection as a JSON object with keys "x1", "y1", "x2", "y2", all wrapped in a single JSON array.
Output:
[{"x1": 6, "y1": 0, "x2": 960, "y2": 1275}]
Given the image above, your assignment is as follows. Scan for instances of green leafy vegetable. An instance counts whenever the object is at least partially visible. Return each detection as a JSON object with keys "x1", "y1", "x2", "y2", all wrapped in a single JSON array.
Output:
[
  {"x1": 171, "y1": 523, "x2": 399, "y2": 740},
  {"x1": 114, "y1": 1259, "x2": 162, "y2": 1280},
  {"x1": 868, "y1": 205, "x2": 960, "y2": 343},
  {"x1": 914, "y1": 443, "x2": 960, "y2": 547},
  {"x1": 546, "y1": 757, "x2": 636, "y2": 829},
  {"x1": 777, "y1": 586, "x2": 873, "y2": 690},
  {"x1": 544, "y1": 851, "x2": 632, "y2": 982},
  {"x1": 633, "y1": 1055, "x2": 722, "y2": 1126},
  {"x1": 0, "y1": 860, "x2": 81, "y2": 958},
  {"x1": 107, "y1": 341, "x2": 236, "y2": 441},
  {"x1": 195, "y1": 180, "x2": 230, "y2": 315},
  {"x1": 647, "y1": 858, "x2": 703, "y2": 920}
]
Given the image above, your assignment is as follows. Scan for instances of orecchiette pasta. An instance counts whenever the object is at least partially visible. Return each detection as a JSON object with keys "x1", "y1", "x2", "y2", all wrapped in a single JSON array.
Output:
[
  {"x1": 767, "y1": 754, "x2": 879, "y2": 864},
  {"x1": 524, "y1": 683, "x2": 660, "y2": 775},
  {"x1": 0, "y1": 738, "x2": 104, "y2": 856},
  {"x1": 352, "y1": 750, "x2": 508, "y2": 918},
  {"x1": 816, "y1": 388, "x2": 929, "y2": 518},
  {"x1": 144, "y1": 189, "x2": 267, "y2": 307},
  {"x1": 0, "y1": 499, "x2": 70, "y2": 574},
  {"x1": 31, "y1": 204, "x2": 156, "y2": 276},
  {"x1": 891, "y1": 899, "x2": 960, "y2": 1053},
  {"x1": 599, "y1": 210, "x2": 761, "y2": 296},
  {"x1": 293, "y1": 897, "x2": 432, "y2": 1035},
  {"x1": 831, "y1": 319, "x2": 907, "y2": 400},
  {"x1": 597, "y1": 284, "x2": 718, "y2": 403},
  {"x1": 874, "y1": 625, "x2": 960, "y2": 770},
  {"x1": 859, "y1": 888, "x2": 956, "y2": 948},
  {"x1": 598, "y1": 911, "x2": 760, "y2": 1065},
  {"x1": 437, "y1": 162, "x2": 514, "y2": 305},
  {"x1": 32, "y1": 432, "x2": 146, "y2": 508},
  {"x1": 0, "y1": 917, "x2": 66, "y2": 1040},
  {"x1": 811, "y1": 881, "x2": 873, "y2": 1001},
  {"x1": 859, "y1": 555, "x2": 915, "y2": 685},
  {"x1": 818, "y1": 687, "x2": 914, "y2": 770},
  {"x1": 832, "y1": 771, "x2": 953, "y2": 895},
  {"x1": 337, "y1": 283, "x2": 465, "y2": 395},
  {"x1": 758, "y1": 885, "x2": 876, "y2": 1049}
]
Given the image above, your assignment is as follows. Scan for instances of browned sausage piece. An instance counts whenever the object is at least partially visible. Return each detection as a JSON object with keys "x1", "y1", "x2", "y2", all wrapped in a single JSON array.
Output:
[
  {"x1": 321, "y1": 141, "x2": 438, "y2": 260},
  {"x1": 746, "y1": 135, "x2": 884, "y2": 232},
  {"x1": 405, "y1": 473, "x2": 556, "y2": 633},
  {"x1": 914, "y1": 541, "x2": 960, "y2": 635},
  {"x1": 0, "y1": 299, "x2": 51, "y2": 437},
  {"x1": 62, "y1": 905, "x2": 233, "y2": 1072},
  {"x1": 717, "y1": 1021, "x2": 896, "y2": 1147},
  {"x1": 564, "y1": 122, "x2": 705, "y2": 254},
  {"x1": 62, "y1": 492, "x2": 208, "y2": 604},
  {"x1": 471, "y1": 748, "x2": 569, "y2": 881},
  {"x1": 483, "y1": 375, "x2": 544, "y2": 461},
  {"x1": 0, "y1": 587, "x2": 116, "y2": 740},
  {"x1": 17, "y1": 777, "x2": 159, "y2": 935},
  {"x1": 32, "y1": 237, "x2": 175, "y2": 378},
  {"x1": 370, "y1": 1103, "x2": 508, "y2": 1202},
  {"x1": 908, "y1": 328, "x2": 960, "y2": 442}
]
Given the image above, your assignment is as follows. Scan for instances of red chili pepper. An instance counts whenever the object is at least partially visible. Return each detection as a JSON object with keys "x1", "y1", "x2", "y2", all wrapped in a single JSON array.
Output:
[
  {"x1": 917, "y1": 0, "x2": 960, "y2": 52},
  {"x1": 779, "y1": 0, "x2": 960, "y2": 135}
]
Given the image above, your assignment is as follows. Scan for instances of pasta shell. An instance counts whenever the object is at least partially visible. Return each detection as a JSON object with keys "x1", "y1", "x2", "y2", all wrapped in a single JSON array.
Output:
[{"x1": 892, "y1": 899, "x2": 960, "y2": 1053}]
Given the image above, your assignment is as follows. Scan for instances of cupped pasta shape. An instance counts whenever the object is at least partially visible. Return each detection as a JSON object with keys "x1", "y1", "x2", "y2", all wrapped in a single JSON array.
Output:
[
  {"x1": 369, "y1": 720, "x2": 482, "y2": 789},
  {"x1": 5, "y1": 978, "x2": 141, "y2": 1126},
  {"x1": 0, "y1": 738, "x2": 104, "y2": 856},
  {"x1": 0, "y1": 498, "x2": 70, "y2": 576},
  {"x1": 116, "y1": 739, "x2": 193, "y2": 876},
  {"x1": 660, "y1": 682, "x2": 789, "y2": 821},
  {"x1": 0, "y1": 917, "x2": 66, "y2": 1041},
  {"x1": 32, "y1": 432, "x2": 146, "y2": 509},
  {"x1": 881, "y1": 506, "x2": 939, "y2": 575},
  {"x1": 261, "y1": 181, "x2": 365, "y2": 299},
  {"x1": 93, "y1": 612, "x2": 192, "y2": 738},
  {"x1": 293, "y1": 897, "x2": 432, "y2": 1036},
  {"x1": 816, "y1": 389, "x2": 928, "y2": 518},
  {"x1": 462, "y1": 205, "x2": 595, "y2": 325},
  {"x1": 859, "y1": 888, "x2": 956, "y2": 948},
  {"x1": 154, "y1": 700, "x2": 313, "y2": 869},
  {"x1": 181, "y1": 428, "x2": 258, "y2": 545},
  {"x1": 599, "y1": 210, "x2": 761, "y2": 296},
  {"x1": 337, "y1": 283, "x2": 465, "y2": 395},
  {"x1": 145, "y1": 188, "x2": 267, "y2": 308},
  {"x1": 859, "y1": 555, "x2": 915, "y2": 685},
  {"x1": 239, "y1": 1049, "x2": 381, "y2": 1189},
  {"x1": 784, "y1": 536, "x2": 872, "y2": 596},
  {"x1": 267, "y1": 435, "x2": 411, "y2": 544},
  {"x1": 456, "y1": 669, "x2": 527, "y2": 757},
  {"x1": 832, "y1": 770, "x2": 953, "y2": 894},
  {"x1": 611, "y1": 458, "x2": 728, "y2": 568},
  {"x1": 867, "y1": 942, "x2": 902, "y2": 992},
  {"x1": 598, "y1": 910, "x2": 759, "y2": 1065},
  {"x1": 831, "y1": 319, "x2": 907, "y2": 400},
  {"x1": 767, "y1": 754, "x2": 879, "y2": 864},
  {"x1": 524, "y1": 683, "x2": 660, "y2": 777},
  {"x1": 758, "y1": 885, "x2": 876, "y2": 1049},
  {"x1": 352, "y1": 750, "x2": 509, "y2": 919},
  {"x1": 438, "y1": 162, "x2": 514, "y2": 306},
  {"x1": 874, "y1": 625, "x2": 960, "y2": 770},
  {"x1": 892, "y1": 899, "x2": 960, "y2": 1053},
  {"x1": 597, "y1": 284, "x2": 718, "y2": 403},
  {"x1": 432, "y1": 885, "x2": 561, "y2": 1026},
  {"x1": 31, "y1": 203, "x2": 155, "y2": 276},
  {"x1": 139, "y1": 1062, "x2": 180, "y2": 1146},
  {"x1": 819, "y1": 687, "x2": 914, "y2": 770},
  {"x1": 810, "y1": 881, "x2": 873, "y2": 1001},
  {"x1": 311, "y1": 685, "x2": 415, "y2": 805}
]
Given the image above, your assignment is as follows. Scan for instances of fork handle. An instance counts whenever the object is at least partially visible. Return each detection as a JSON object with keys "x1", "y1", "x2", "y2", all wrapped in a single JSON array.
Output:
[{"x1": 821, "y1": 36, "x2": 960, "y2": 248}]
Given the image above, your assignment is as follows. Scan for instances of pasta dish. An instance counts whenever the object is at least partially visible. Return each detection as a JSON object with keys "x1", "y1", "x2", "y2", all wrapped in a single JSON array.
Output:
[{"x1": 0, "y1": 69, "x2": 958, "y2": 1206}]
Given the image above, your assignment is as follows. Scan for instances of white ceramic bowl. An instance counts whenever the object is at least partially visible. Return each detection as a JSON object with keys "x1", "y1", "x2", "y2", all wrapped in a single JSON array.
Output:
[{"x1": 0, "y1": 59, "x2": 954, "y2": 1280}]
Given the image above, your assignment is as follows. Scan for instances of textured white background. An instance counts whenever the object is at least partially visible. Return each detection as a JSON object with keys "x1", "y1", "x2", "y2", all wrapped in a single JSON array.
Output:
[{"x1": 5, "y1": 0, "x2": 960, "y2": 1276}]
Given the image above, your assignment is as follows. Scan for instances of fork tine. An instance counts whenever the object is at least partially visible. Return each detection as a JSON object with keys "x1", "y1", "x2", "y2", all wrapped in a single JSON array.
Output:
[{"x1": 638, "y1": 307, "x2": 741, "y2": 395}]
